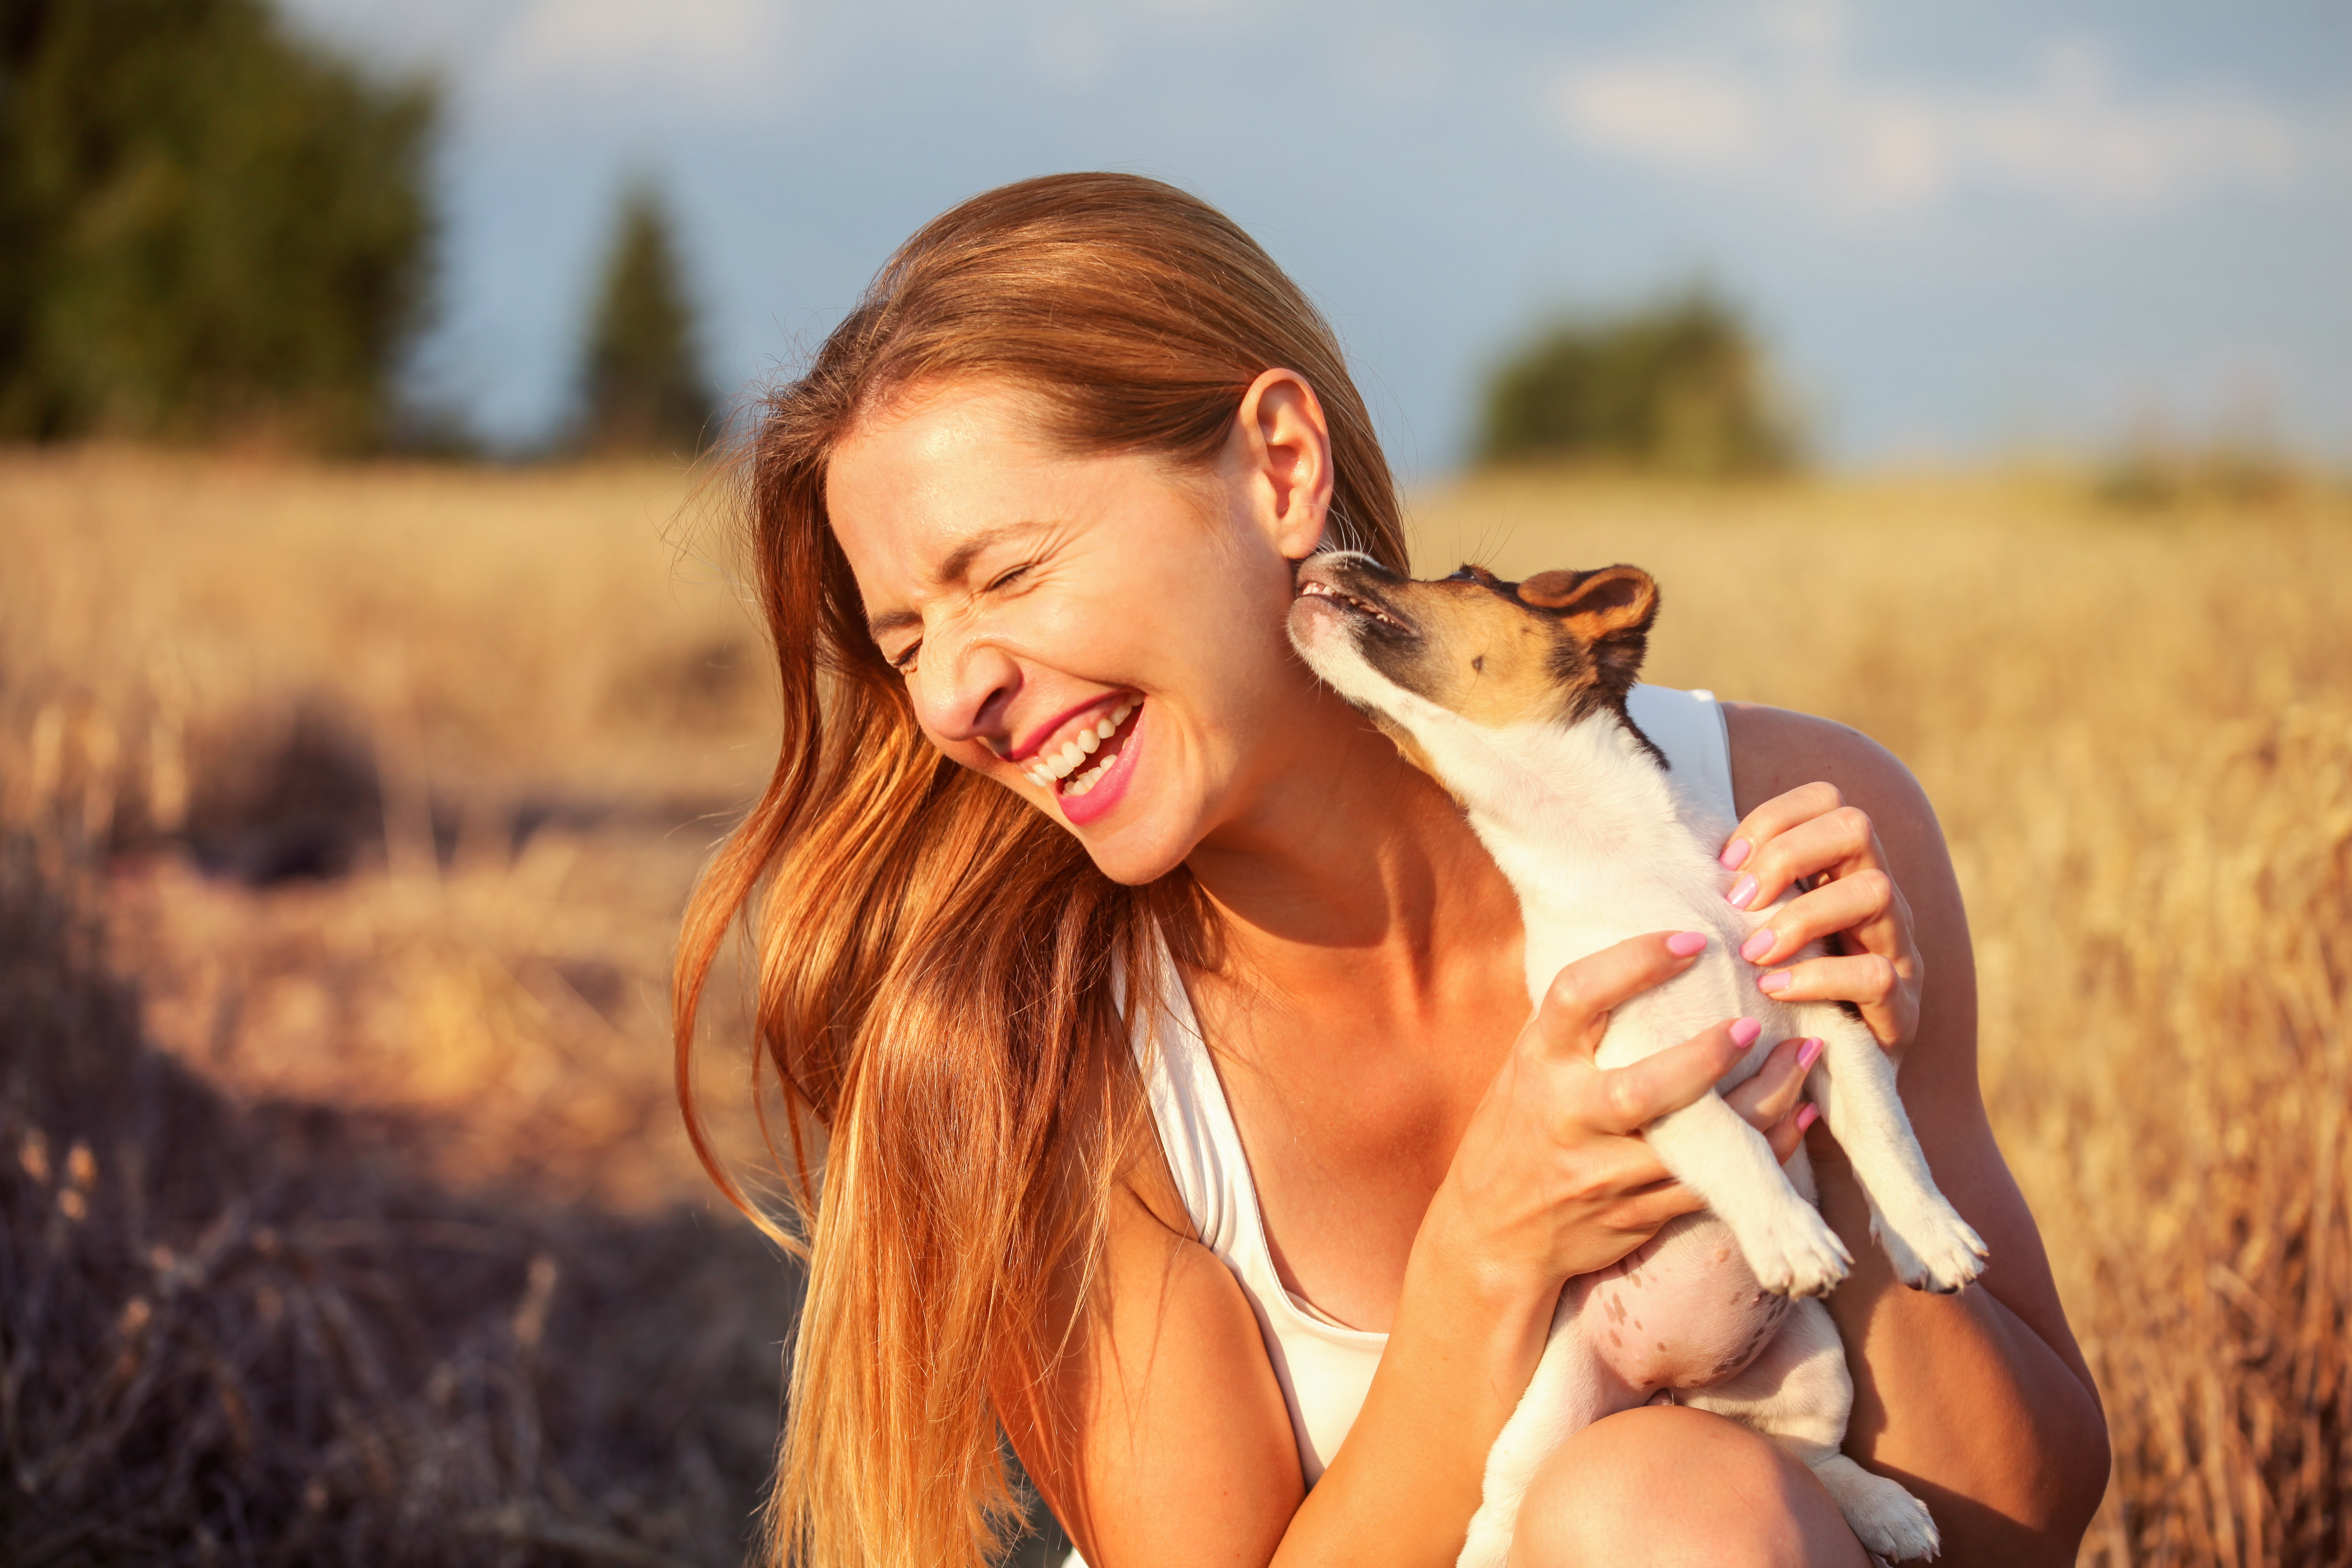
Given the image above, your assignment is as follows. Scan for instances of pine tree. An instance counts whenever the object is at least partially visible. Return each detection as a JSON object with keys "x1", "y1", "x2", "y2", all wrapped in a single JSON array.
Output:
[
  {"x1": 0, "y1": 0, "x2": 436, "y2": 450},
  {"x1": 575, "y1": 183, "x2": 714, "y2": 457}
]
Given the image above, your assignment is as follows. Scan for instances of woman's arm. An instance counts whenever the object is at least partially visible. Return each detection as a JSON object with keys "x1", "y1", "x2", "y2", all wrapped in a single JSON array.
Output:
[
  {"x1": 1723, "y1": 704, "x2": 2111, "y2": 1563},
  {"x1": 1006, "y1": 939, "x2": 1821, "y2": 1567},
  {"x1": 1003, "y1": 1178, "x2": 1303, "y2": 1568}
]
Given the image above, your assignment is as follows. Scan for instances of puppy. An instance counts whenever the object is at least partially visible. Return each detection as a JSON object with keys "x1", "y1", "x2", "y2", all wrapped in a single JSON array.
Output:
[{"x1": 1286, "y1": 553, "x2": 1986, "y2": 1566}]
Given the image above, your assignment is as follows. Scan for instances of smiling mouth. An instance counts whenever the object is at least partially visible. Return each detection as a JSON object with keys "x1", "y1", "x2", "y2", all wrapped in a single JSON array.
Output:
[
  {"x1": 1298, "y1": 578, "x2": 1413, "y2": 632},
  {"x1": 1021, "y1": 696, "x2": 1140, "y2": 796}
]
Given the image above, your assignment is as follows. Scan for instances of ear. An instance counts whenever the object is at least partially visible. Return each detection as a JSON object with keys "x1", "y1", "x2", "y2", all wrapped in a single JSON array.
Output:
[
  {"x1": 1524, "y1": 565, "x2": 1658, "y2": 699},
  {"x1": 1520, "y1": 565, "x2": 1657, "y2": 639},
  {"x1": 1229, "y1": 368, "x2": 1335, "y2": 562}
]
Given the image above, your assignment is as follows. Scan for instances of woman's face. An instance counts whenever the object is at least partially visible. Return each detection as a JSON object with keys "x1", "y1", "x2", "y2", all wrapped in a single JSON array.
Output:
[{"x1": 825, "y1": 375, "x2": 1340, "y2": 886}]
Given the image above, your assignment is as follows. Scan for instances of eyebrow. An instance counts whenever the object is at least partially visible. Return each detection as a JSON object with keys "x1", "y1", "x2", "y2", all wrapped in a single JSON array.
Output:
[{"x1": 863, "y1": 522, "x2": 1038, "y2": 642}]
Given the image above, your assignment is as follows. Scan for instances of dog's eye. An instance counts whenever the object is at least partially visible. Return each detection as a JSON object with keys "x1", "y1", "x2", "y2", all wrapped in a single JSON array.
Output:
[{"x1": 1444, "y1": 566, "x2": 1479, "y2": 582}]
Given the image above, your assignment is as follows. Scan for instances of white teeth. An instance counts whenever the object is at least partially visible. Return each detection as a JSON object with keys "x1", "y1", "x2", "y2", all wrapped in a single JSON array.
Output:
[{"x1": 1021, "y1": 699, "x2": 1142, "y2": 795}]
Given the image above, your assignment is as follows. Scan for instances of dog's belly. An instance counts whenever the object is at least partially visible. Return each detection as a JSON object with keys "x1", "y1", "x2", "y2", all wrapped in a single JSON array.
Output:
[{"x1": 1568, "y1": 1213, "x2": 1795, "y2": 1393}]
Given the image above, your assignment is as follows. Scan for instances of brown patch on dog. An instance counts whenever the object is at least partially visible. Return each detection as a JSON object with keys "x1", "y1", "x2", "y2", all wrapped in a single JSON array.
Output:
[{"x1": 1295, "y1": 556, "x2": 1662, "y2": 732}]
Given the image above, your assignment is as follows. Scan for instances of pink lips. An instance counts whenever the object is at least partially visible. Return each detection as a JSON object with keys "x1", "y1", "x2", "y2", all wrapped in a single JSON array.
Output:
[{"x1": 1057, "y1": 703, "x2": 1143, "y2": 827}]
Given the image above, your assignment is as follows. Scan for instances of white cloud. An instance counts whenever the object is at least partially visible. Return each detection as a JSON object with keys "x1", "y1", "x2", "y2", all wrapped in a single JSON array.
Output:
[
  {"x1": 1552, "y1": 2, "x2": 2310, "y2": 214},
  {"x1": 489, "y1": 0, "x2": 793, "y2": 113}
]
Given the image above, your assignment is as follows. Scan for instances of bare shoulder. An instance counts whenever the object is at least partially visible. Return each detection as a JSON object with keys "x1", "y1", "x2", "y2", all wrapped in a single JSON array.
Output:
[
  {"x1": 1720, "y1": 704, "x2": 1947, "y2": 893},
  {"x1": 1720, "y1": 701, "x2": 1971, "y2": 1105},
  {"x1": 1722, "y1": 705, "x2": 1931, "y2": 830}
]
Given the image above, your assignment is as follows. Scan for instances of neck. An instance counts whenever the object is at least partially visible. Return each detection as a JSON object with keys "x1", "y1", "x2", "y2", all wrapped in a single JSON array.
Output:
[{"x1": 1181, "y1": 685, "x2": 1522, "y2": 1021}]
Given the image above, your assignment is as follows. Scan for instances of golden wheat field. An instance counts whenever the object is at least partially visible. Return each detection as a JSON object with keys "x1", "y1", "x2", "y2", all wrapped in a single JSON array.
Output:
[{"x1": 3, "y1": 446, "x2": 2348, "y2": 1566}]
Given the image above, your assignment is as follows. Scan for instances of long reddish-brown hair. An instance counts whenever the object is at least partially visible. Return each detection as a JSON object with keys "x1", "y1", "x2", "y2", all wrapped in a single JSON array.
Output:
[{"x1": 673, "y1": 173, "x2": 1409, "y2": 1568}]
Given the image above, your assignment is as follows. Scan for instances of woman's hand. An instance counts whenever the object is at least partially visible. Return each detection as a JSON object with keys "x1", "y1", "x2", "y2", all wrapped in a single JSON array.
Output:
[
  {"x1": 1719, "y1": 781, "x2": 1924, "y2": 1055},
  {"x1": 1432, "y1": 932, "x2": 1821, "y2": 1292}
]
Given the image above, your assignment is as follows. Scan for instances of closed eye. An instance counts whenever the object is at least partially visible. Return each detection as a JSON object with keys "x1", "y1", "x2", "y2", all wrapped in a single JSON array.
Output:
[{"x1": 880, "y1": 559, "x2": 1035, "y2": 674}]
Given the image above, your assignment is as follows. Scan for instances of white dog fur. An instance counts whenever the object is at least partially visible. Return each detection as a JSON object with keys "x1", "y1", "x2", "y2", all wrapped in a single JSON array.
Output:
[{"x1": 1287, "y1": 553, "x2": 1986, "y2": 1566}]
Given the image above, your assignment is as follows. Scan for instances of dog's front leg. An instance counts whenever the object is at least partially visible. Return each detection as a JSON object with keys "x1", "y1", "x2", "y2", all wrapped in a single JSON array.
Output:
[
  {"x1": 1805, "y1": 1021, "x2": 1987, "y2": 1293},
  {"x1": 1641, "y1": 1092, "x2": 1852, "y2": 1296}
]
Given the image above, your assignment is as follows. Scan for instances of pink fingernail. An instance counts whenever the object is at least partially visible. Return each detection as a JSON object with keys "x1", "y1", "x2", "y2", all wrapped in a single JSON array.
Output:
[
  {"x1": 1729, "y1": 1017, "x2": 1762, "y2": 1048},
  {"x1": 1719, "y1": 837, "x2": 1752, "y2": 870},
  {"x1": 1725, "y1": 875, "x2": 1758, "y2": 909},
  {"x1": 1666, "y1": 931, "x2": 1709, "y2": 957},
  {"x1": 1797, "y1": 1037, "x2": 1823, "y2": 1070},
  {"x1": 1739, "y1": 928, "x2": 1775, "y2": 963},
  {"x1": 1759, "y1": 969, "x2": 1792, "y2": 995},
  {"x1": 1797, "y1": 1103, "x2": 1820, "y2": 1132}
]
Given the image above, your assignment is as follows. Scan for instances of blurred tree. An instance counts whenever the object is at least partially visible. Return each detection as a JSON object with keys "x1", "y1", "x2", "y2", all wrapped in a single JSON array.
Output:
[
  {"x1": 0, "y1": 0, "x2": 436, "y2": 451},
  {"x1": 574, "y1": 182, "x2": 714, "y2": 458},
  {"x1": 1478, "y1": 288, "x2": 1800, "y2": 478}
]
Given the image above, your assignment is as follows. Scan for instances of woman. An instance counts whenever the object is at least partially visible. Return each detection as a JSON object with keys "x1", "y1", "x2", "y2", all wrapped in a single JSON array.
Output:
[{"x1": 675, "y1": 173, "x2": 2107, "y2": 1568}]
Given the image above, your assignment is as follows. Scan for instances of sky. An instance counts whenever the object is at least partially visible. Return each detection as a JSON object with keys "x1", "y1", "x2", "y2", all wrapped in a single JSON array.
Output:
[{"x1": 277, "y1": 0, "x2": 2352, "y2": 472}]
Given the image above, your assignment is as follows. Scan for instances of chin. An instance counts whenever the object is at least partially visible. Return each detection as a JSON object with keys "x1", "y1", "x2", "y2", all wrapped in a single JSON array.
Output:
[{"x1": 1071, "y1": 821, "x2": 1195, "y2": 888}]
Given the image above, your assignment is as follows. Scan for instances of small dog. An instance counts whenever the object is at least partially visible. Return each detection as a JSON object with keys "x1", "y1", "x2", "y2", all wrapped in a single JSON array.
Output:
[{"x1": 1287, "y1": 553, "x2": 1986, "y2": 1566}]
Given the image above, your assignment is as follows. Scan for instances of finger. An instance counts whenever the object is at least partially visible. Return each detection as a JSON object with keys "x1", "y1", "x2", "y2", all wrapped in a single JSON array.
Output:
[
  {"x1": 1718, "y1": 781, "x2": 1844, "y2": 877},
  {"x1": 1532, "y1": 931, "x2": 1712, "y2": 1062},
  {"x1": 1755, "y1": 952, "x2": 1900, "y2": 1011},
  {"x1": 1722, "y1": 1035, "x2": 1823, "y2": 1130},
  {"x1": 1615, "y1": 1177, "x2": 1710, "y2": 1238},
  {"x1": 1578, "y1": 1016, "x2": 1759, "y2": 1135},
  {"x1": 1766, "y1": 1102, "x2": 1819, "y2": 1165},
  {"x1": 1727, "y1": 805, "x2": 1879, "y2": 912},
  {"x1": 1734, "y1": 870, "x2": 1893, "y2": 968}
]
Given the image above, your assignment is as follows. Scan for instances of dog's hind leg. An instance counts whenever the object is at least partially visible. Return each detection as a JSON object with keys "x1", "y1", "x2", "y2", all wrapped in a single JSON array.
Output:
[
  {"x1": 1681, "y1": 1297, "x2": 1942, "y2": 1562},
  {"x1": 1804, "y1": 1020, "x2": 1987, "y2": 1294},
  {"x1": 1458, "y1": 1308, "x2": 1625, "y2": 1568},
  {"x1": 1642, "y1": 1091, "x2": 1852, "y2": 1296}
]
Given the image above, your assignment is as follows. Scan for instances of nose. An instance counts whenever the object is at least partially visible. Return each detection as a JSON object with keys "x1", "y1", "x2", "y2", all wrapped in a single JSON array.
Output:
[{"x1": 907, "y1": 628, "x2": 1021, "y2": 754}]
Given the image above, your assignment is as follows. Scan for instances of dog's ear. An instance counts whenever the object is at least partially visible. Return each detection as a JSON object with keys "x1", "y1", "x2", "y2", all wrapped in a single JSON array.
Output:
[
  {"x1": 1521, "y1": 566, "x2": 1657, "y2": 640},
  {"x1": 1524, "y1": 565, "x2": 1658, "y2": 703}
]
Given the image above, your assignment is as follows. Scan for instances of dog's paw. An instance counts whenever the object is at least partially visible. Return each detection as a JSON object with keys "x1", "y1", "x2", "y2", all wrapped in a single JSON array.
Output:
[
  {"x1": 1814, "y1": 1457, "x2": 1941, "y2": 1562},
  {"x1": 1842, "y1": 1474, "x2": 1942, "y2": 1561},
  {"x1": 1739, "y1": 1202, "x2": 1853, "y2": 1297},
  {"x1": 1871, "y1": 1198, "x2": 1989, "y2": 1294}
]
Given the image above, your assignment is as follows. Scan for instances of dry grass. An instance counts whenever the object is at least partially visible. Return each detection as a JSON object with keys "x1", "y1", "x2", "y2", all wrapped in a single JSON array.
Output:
[
  {"x1": 1, "y1": 447, "x2": 2346, "y2": 1563},
  {"x1": 0, "y1": 447, "x2": 794, "y2": 1565},
  {"x1": 1415, "y1": 469, "x2": 2352, "y2": 1565}
]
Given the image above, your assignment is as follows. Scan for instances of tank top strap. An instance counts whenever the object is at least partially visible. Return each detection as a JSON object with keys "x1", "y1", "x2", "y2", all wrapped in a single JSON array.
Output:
[
  {"x1": 1129, "y1": 950, "x2": 1387, "y2": 1485},
  {"x1": 1129, "y1": 959, "x2": 1251, "y2": 1261},
  {"x1": 1625, "y1": 682, "x2": 1738, "y2": 831}
]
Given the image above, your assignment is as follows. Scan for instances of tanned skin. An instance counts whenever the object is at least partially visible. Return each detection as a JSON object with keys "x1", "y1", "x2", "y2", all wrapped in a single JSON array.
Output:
[{"x1": 827, "y1": 372, "x2": 2109, "y2": 1568}]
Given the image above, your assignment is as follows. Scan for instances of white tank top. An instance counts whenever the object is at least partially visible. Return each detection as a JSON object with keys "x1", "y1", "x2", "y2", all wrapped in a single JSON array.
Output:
[{"x1": 1135, "y1": 684, "x2": 1736, "y2": 1485}]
